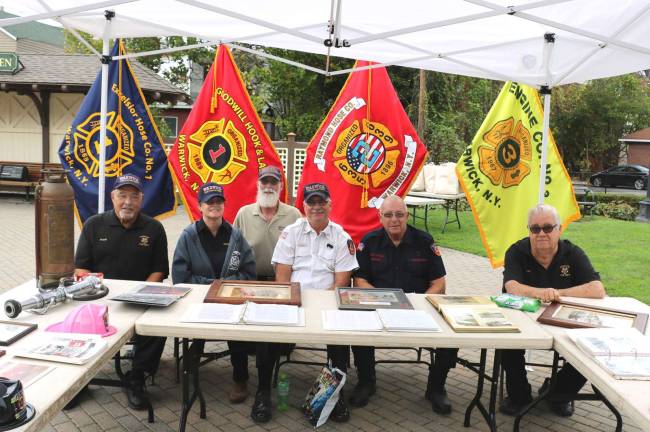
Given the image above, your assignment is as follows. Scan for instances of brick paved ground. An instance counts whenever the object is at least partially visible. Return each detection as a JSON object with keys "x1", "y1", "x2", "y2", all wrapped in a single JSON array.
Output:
[{"x1": 0, "y1": 196, "x2": 640, "y2": 431}]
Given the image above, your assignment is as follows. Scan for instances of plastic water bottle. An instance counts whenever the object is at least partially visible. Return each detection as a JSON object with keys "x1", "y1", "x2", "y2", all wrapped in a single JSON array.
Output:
[{"x1": 277, "y1": 372, "x2": 290, "y2": 412}]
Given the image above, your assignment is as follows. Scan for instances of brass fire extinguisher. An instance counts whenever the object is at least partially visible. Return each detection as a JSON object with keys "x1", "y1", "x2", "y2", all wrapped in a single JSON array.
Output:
[{"x1": 35, "y1": 169, "x2": 75, "y2": 288}]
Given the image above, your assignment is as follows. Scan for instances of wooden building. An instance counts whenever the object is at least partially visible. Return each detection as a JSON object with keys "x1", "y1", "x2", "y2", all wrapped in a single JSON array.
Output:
[{"x1": 0, "y1": 10, "x2": 187, "y2": 164}]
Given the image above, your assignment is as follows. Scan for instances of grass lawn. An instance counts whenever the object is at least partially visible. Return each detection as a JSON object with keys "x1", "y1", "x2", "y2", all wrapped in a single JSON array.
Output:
[{"x1": 410, "y1": 207, "x2": 650, "y2": 304}]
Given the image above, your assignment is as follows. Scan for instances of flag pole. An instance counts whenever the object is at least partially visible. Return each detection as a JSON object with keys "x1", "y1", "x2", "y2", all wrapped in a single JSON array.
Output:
[
  {"x1": 538, "y1": 33, "x2": 555, "y2": 204},
  {"x1": 98, "y1": 10, "x2": 113, "y2": 213}
]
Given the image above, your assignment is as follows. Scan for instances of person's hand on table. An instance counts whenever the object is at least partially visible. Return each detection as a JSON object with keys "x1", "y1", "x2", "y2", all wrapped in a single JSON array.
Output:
[{"x1": 536, "y1": 288, "x2": 560, "y2": 303}]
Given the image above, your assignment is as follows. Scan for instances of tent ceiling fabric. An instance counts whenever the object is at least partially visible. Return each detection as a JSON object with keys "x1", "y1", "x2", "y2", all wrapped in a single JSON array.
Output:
[{"x1": 9, "y1": 0, "x2": 650, "y2": 87}]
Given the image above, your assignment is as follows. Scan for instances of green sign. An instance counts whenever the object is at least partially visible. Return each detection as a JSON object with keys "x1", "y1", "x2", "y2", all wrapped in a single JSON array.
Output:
[{"x1": 0, "y1": 53, "x2": 20, "y2": 74}]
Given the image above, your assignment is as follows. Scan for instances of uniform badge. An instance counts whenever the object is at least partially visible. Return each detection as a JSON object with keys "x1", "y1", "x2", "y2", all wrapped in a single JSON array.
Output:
[
  {"x1": 358, "y1": 242, "x2": 364, "y2": 252},
  {"x1": 430, "y1": 242, "x2": 441, "y2": 256},
  {"x1": 228, "y1": 251, "x2": 241, "y2": 271},
  {"x1": 559, "y1": 265, "x2": 571, "y2": 277},
  {"x1": 347, "y1": 239, "x2": 356, "y2": 255},
  {"x1": 280, "y1": 231, "x2": 288, "y2": 240},
  {"x1": 138, "y1": 235, "x2": 150, "y2": 247}
]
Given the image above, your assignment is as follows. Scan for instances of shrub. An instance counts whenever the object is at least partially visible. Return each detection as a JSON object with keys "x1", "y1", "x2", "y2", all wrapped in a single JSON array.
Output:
[
  {"x1": 592, "y1": 193, "x2": 643, "y2": 208},
  {"x1": 592, "y1": 201, "x2": 638, "y2": 221}
]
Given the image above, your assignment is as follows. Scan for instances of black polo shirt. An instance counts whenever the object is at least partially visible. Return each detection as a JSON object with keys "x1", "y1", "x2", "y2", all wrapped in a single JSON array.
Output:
[
  {"x1": 74, "y1": 211, "x2": 169, "y2": 281},
  {"x1": 502, "y1": 237, "x2": 600, "y2": 290},
  {"x1": 354, "y1": 225, "x2": 446, "y2": 294},
  {"x1": 196, "y1": 219, "x2": 232, "y2": 276}
]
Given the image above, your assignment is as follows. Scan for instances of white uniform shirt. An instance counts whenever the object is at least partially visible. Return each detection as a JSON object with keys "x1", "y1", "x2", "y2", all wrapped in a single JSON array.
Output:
[{"x1": 271, "y1": 218, "x2": 359, "y2": 290}]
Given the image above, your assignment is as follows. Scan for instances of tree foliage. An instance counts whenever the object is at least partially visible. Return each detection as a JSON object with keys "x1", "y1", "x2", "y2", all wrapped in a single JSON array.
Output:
[{"x1": 551, "y1": 74, "x2": 650, "y2": 171}]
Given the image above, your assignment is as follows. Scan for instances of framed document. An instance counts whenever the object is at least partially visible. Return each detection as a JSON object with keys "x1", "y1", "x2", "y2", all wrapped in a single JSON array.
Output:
[
  {"x1": 537, "y1": 301, "x2": 648, "y2": 332},
  {"x1": 205, "y1": 280, "x2": 301, "y2": 306},
  {"x1": 0, "y1": 321, "x2": 37, "y2": 346},
  {"x1": 335, "y1": 288, "x2": 413, "y2": 310}
]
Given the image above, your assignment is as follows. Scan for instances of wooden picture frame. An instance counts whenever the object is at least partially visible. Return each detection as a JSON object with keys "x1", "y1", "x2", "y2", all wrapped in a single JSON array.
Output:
[
  {"x1": 335, "y1": 287, "x2": 413, "y2": 310},
  {"x1": 0, "y1": 321, "x2": 37, "y2": 346},
  {"x1": 205, "y1": 280, "x2": 301, "y2": 306},
  {"x1": 537, "y1": 301, "x2": 648, "y2": 332}
]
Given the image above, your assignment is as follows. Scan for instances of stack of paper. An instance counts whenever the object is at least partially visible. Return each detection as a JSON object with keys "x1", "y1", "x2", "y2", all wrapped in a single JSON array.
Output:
[
  {"x1": 376, "y1": 309, "x2": 441, "y2": 332},
  {"x1": 322, "y1": 310, "x2": 383, "y2": 331},
  {"x1": 243, "y1": 302, "x2": 302, "y2": 326},
  {"x1": 16, "y1": 333, "x2": 108, "y2": 365},
  {"x1": 181, "y1": 303, "x2": 245, "y2": 324},
  {"x1": 112, "y1": 284, "x2": 192, "y2": 307}
]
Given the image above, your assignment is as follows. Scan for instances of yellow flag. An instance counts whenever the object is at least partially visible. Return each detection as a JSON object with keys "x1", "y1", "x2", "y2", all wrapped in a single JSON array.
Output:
[{"x1": 456, "y1": 82, "x2": 581, "y2": 268}]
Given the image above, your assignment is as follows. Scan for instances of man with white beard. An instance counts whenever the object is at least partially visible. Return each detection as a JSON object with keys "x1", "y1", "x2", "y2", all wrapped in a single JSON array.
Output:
[
  {"x1": 231, "y1": 166, "x2": 301, "y2": 422},
  {"x1": 234, "y1": 166, "x2": 301, "y2": 280}
]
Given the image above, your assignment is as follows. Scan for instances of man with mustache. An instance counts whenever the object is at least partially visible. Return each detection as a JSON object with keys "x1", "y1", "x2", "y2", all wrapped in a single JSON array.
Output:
[
  {"x1": 74, "y1": 174, "x2": 169, "y2": 410},
  {"x1": 272, "y1": 182, "x2": 359, "y2": 423},
  {"x1": 230, "y1": 166, "x2": 300, "y2": 422}
]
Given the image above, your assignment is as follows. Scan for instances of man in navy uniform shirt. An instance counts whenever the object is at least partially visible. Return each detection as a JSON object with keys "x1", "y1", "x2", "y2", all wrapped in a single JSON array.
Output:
[
  {"x1": 499, "y1": 204, "x2": 605, "y2": 417},
  {"x1": 350, "y1": 195, "x2": 458, "y2": 414}
]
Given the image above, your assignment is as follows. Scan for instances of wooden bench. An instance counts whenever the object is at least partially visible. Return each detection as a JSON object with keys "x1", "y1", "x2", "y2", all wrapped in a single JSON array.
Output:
[{"x1": 0, "y1": 161, "x2": 63, "y2": 199}]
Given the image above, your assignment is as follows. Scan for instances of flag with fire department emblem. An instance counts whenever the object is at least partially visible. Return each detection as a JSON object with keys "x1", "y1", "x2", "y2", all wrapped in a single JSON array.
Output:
[
  {"x1": 456, "y1": 82, "x2": 580, "y2": 268},
  {"x1": 168, "y1": 45, "x2": 286, "y2": 222},
  {"x1": 295, "y1": 61, "x2": 428, "y2": 243},
  {"x1": 58, "y1": 40, "x2": 176, "y2": 223}
]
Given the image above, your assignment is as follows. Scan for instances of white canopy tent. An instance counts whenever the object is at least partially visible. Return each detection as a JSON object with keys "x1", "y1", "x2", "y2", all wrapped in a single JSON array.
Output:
[{"x1": 3, "y1": 0, "x2": 650, "y2": 210}]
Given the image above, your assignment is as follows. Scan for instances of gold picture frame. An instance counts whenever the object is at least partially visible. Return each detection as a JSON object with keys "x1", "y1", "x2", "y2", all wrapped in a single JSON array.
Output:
[
  {"x1": 537, "y1": 301, "x2": 648, "y2": 332},
  {"x1": 204, "y1": 280, "x2": 301, "y2": 306}
]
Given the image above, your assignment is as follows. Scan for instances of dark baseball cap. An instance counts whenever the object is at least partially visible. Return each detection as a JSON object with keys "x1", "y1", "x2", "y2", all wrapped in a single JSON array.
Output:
[
  {"x1": 113, "y1": 174, "x2": 142, "y2": 192},
  {"x1": 198, "y1": 182, "x2": 225, "y2": 203},
  {"x1": 258, "y1": 166, "x2": 282, "y2": 182},
  {"x1": 303, "y1": 183, "x2": 330, "y2": 201}
]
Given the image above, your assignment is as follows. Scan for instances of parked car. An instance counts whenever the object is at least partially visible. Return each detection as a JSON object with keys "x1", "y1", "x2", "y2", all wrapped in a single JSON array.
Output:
[{"x1": 589, "y1": 165, "x2": 649, "y2": 190}]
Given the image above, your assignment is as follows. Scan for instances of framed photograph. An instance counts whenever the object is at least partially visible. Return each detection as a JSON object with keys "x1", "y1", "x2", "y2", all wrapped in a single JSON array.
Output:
[
  {"x1": 205, "y1": 280, "x2": 301, "y2": 306},
  {"x1": 537, "y1": 301, "x2": 648, "y2": 332},
  {"x1": 335, "y1": 287, "x2": 413, "y2": 310},
  {"x1": 0, "y1": 321, "x2": 37, "y2": 346}
]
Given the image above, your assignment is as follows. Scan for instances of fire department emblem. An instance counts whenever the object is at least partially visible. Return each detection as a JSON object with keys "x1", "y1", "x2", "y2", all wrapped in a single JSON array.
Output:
[
  {"x1": 72, "y1": 111, "x2": 134, "y2": 177},
  {"x1": 478, "y1": 117, "x2": 532, "y2": 188},
  {"x1": 186, "y1": 119, "x2": 248, "y2": 184},
  {"x1": 333, "y1": 119, "x2": 399, "y2": 190}
]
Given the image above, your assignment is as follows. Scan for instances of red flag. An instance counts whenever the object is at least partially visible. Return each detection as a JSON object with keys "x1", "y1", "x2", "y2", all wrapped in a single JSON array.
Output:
[
  {"x1": 169, "y1": 45, "x2": 286, "y2": 222},
  {"x1": 296, "y1": 61, "x2": 428, "y2": 243}
]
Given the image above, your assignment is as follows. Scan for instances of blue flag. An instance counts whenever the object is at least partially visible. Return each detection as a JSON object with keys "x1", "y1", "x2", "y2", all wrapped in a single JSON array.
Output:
[{"x1": 59, "y1": 40, "x2": 176, "y2": 223}]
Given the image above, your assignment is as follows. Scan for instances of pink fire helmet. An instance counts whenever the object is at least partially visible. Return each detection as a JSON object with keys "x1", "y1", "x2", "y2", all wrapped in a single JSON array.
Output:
[{"x1": 45, "y1": 304, "x2": 117, "y2": 337}]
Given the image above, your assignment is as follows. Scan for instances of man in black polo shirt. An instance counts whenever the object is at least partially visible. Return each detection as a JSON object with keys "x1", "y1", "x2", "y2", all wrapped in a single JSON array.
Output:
[
  {"x1": 499, "y1": 204, "x2": 605, "y2": 417},
  {"x1": 350, "y1": 195, "x2": 458, "y2": 414},
  {"x1": 75, "y1": 173, "x2": 169, "y2": 410}
]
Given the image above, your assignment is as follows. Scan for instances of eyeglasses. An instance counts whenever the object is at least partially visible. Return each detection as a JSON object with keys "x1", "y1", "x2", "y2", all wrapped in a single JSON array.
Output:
[
  {"x1": 529, "y1": 224, "x2": 557, "y2": 234},
  {"x1": 381, "y1": 211, "x2": 407, "y2": 219}
]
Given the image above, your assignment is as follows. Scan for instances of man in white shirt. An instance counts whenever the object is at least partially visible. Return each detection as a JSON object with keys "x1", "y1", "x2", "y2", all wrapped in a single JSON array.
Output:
[{"x1": 272, "y1": 182, "x2": 359, "y2": 422}]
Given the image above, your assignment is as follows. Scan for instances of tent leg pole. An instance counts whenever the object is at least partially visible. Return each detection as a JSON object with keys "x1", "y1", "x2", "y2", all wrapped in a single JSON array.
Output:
[
  {"x1": 538, "y1": 91, "x2": 552, "y2": 204},
  {"x1": 98, "y1": 11, "x2": 113, "y2": 214}
]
